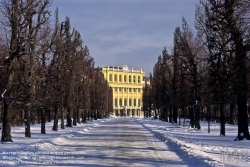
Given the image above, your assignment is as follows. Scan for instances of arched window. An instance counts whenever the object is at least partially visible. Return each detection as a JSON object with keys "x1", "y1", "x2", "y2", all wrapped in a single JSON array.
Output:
[
  {"x1": 133, "y1": 76, "x2": 136, "y2": 83},
  {"x1": 119, "y1": 98, "x2": 122, "y2": 106},
  {"x1": 129, "y1": 98, "x2": 132, "y2": 106},
  {"x1": 109, "y1": 74, "x2": 112, "y2": 81},
  {"x1": 119, "y1": 75, "x2": 122, "y2": 82},
  {"x1": 138, "y1": 76, "x2": 140, "y2": 83},
  {"x1": 138, "y1": 99, "x2": 141, "y2": 107},
  {"x1": 134, "y1": 98, "x2": 136, "y2": 106},
  {"x1": 114, "y1": 74, "x2": 117, "y2": 82},
  {"x1": 124, "y1": 98, "x2": 127, "y2": 106},
  {"x1": 124, "y1": 75, "x2": 127, "y2": 82},
  {"x1": 129, "y1": 76, "x2": 131, "y2": 82},
  {"x1": 115, "y1": 98, "x2": 118, "y2": 106}
]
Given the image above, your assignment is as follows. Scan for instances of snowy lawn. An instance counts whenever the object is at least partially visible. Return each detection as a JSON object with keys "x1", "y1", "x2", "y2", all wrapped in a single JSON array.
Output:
[
  {"x1": 0, "y1": 117, "x2": 249, "y2": 167},
  {"x1": 0, "y1": 119, "x2": 103, "y2": 166},
  {"x1": 136, "y1": 118, "x2": 250, "y2": 167}
]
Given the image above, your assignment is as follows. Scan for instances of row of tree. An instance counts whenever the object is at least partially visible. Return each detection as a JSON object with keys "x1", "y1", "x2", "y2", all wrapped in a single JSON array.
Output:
[
  {"x1": 0, "y1": 0, "x2": 112, "y2": 142},
  {"x1": 143, "y1": 0, "x2": 250, "y2": 141}
]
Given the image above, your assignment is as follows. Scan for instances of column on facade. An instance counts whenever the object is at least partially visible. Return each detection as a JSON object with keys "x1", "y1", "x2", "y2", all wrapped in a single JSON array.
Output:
[
  {"x1": 136, "y1": 84, "x2": 139, "y2": 116},
  {"x1": 117, "y1": 73, "x2": 119, "y2": 117},
  {"x1": 117, "y1": 87, "x2": 119, "y2": 116}
]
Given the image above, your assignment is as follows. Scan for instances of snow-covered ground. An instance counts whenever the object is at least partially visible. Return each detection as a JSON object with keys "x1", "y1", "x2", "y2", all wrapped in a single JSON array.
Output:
[
  {"x1": 0, "y1": 117, "x2": 249, "y2": 167},
  {"x1": 138, "y1": 118, "x2": 250, "y2": 167}
]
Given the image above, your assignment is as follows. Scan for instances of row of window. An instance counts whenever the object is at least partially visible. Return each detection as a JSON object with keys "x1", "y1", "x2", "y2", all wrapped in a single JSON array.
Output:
[
  {"x1": 114, "y1": 98, "x2": 141, "y2": 107},
  {"x1": 109, "y1": 74, "x2": 141, "y2": 83},
  {"x1": 114, "y1": 87, "x2": 141, "y2": 92}
]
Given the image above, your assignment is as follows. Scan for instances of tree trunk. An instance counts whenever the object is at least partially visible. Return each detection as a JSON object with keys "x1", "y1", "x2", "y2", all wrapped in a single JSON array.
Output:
[
  {"x1": 1, "y1": 100, "x2": 13, "y2": 142},
  {"x1": 95, "y1": 110, "x2": 97, "y2": 120},
  {"x1": 66, "y1": 107, "x2": 72, "y2": 127},
  {"x1": 213, "y1": 105, "x2": 217, "y2": 122},
  {"x1": 61, "y1": 108, "x2": 65, "y2": 129},
  {"x1": 190, "y1": 107, "x2": 194, "y2": 128},
  {"x1": 236, "y1": 97, "x2": 249, "y2": 140},
  {"x1": 159, "y1": 109, "x2": 163, "y2": 120},
  {"x1": 47, "y1": 109, "x2": 51, "y2": 122},
  {"x1": 182, "y1": 106, "x2": 185, "y2": 125},
  {"x1": 91, "y1": 110, "x2": 93, "y2": 121},
  {"x1": 81, "y1": 109, "x2": 85, "y2": 123},
  {"x1": 220, "y1": 102, "x2": 225, "y2": 136},
  {"x1": 25, "y1": 106, "x2": 31, "y2": 138},
  {"x1": 195, "y1": 106, "x2": 201, "y2": 130},
  {"x1": 173, "y1": 105, "x2": 177, "y2": 123},
  {"x1": 87, "y1": 110, "x2": 89, "y2": 121},
  {"x1": 52, "y1": 106, "x2": 58, "y2": 131},
  {"x1": 178, "y1": 110, "x2": 181, "y2": 125},
  {"x1": 0, "y1": 103, "x2": 2, "y2": 124},
  {"x1": 235, "y1": 41, "x2": 249, "y2": 140},
  {"x1": 154, "y1": 109, "x2": 157, "y2": 119},
  {"x1": 235, "y1": 48, "x2": 249, "y2": 140},
  {"x1": 223, "y1": 0, "x2": 250, "y2": 141},
  {"x1": 84, "y1": 110, "x2": 87, "y2": 122},
  {"x1": 73, "y1": 109, "x2": 77, "y2": 126},
  {"x1": 77, "y1": 108, "x2": 81, "y2": 124},
  {"x1": 208, "y1": 106, "x2": 211, "y2": 133},
  {"x1": 41, "y1": 107, "x2": 46, "y2": 134},
  {"x1": 169, "y1": 107, "x2": 172, "y2": 123}
]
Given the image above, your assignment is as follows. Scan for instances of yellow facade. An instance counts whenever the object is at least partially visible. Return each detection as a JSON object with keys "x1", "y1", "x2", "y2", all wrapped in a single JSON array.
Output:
[{"x1": 101, "y1": 65, "x2": 145, "y2": 117}]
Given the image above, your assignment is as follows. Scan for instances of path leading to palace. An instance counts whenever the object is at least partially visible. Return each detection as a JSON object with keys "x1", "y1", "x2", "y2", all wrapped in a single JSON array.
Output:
[
  {"x1": 0, "y1": 118, "x2": 214, "y2": 166},
  {"x1": 79, "y1": 117, "x2": 187, "y2": 167}
]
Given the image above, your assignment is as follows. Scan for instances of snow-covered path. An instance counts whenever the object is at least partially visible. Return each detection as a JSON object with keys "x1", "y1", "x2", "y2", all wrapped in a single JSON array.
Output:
[
  {"x1": 0, "y1": 117, "x2": 215, "y2": 166},
  {"x1": 79, "y1": 117, "x2": 189, "y2": 167}
]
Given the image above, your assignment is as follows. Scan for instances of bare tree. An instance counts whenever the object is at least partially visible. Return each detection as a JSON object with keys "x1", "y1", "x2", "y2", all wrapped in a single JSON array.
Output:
[
  {"x1": 195, "y1": 0, "x2": 250, "y2": 140},
  {"x1": 0, "y1": 0, "x2": 51, "y2": 141}
]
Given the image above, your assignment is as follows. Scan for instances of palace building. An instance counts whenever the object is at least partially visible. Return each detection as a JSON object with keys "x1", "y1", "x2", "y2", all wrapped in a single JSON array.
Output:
[{"x1": 101, "y1": 65, "x2": 145, "y2": 117}]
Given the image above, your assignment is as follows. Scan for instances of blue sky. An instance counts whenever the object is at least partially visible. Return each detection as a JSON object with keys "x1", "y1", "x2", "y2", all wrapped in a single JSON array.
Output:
[{"x1": 50, "y1": 0, "x2": 199, "y2": 76}]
